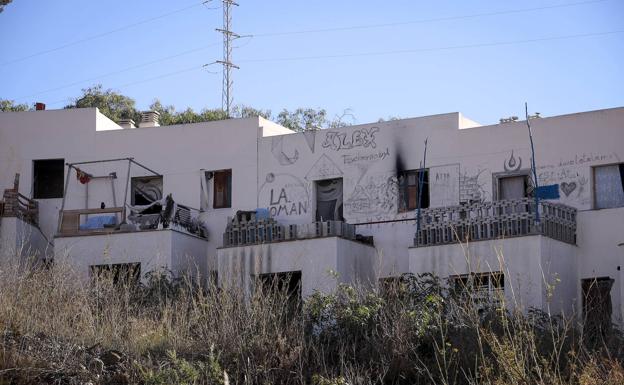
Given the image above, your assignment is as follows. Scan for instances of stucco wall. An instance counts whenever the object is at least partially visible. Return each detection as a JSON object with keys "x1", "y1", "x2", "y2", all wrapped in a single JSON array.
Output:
[
  {"x1": 217, "y1": 237, "x2": 377, "y2": 297},
  {"x1": 409, "y1": 235, "x2": 577, "y2": 313},
  {"x1": 54, "y1": 229, "x2": 207, "y2": 282},
  {"x1": 256, "y1": 107, "x2": 624, "y2": 281},
  {"x1": 0, "y1": 109, "x2": 269, "y2": 280},
  {"x1": 0, "y1": 217, "x2": 49, "y2": 264}
]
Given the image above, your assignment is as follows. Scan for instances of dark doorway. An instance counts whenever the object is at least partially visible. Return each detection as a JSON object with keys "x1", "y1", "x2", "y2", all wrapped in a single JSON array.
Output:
[
  {"x1": 315, "y1": 178, "x2": 343, "y2": 221},
  {"x1": 582, "y1": 277, "x2": 614, "y2": 342},
  {"x1": 33, "y1": 159, "x2": 64, "y2": 199}
]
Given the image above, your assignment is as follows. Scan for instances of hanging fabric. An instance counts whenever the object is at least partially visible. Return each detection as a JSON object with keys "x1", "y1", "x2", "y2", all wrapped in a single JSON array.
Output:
[
  {"x1": 316, "y1": 178, "x2": 343, "y2": 221},
  {"x1": 75, "y1": 167, "x2": 92, "y2": 184}
]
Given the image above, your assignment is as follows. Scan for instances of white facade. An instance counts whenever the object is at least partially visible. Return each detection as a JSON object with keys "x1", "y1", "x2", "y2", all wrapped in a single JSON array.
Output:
[{"x1": 1, "y1": 106, "x2": 623, "y2": 322}]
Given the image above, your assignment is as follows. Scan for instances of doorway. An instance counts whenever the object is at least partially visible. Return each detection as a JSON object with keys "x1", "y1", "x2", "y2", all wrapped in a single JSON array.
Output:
[{"x1": 315, "y1": 178, "x2": 343, "y2": 221}]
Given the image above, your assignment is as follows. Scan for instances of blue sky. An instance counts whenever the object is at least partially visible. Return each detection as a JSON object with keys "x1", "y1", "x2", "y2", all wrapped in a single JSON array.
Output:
[{"x1": 1, "y1": 0, "x2": 622, "y2": 125}]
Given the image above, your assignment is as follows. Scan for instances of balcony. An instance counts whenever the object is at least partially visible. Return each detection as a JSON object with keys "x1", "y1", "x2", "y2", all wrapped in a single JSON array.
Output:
[
  {"x1": 218, "y1": 211, "x2": 377, "y2": 297},
  {"x1": 222, "y1": 210, "x2": 372, "y2": 247},
  {"x1": 414, "y1": 198, "x2": 576, "y2": 247}
]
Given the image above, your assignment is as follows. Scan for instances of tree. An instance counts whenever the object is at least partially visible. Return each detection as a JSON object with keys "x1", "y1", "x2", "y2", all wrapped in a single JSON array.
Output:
[
  {"x1": 0, "y1": 0, "x2": 13, "y2": 13},
  {"x1": 276, "y1": 107, "x2": 354, "y2": 132},
  {"x1": 0, "y1": 99, "x2": 29, "y2": 112},
  {"x1": 65, "y1": 85, "x2": 140, "y2": 123},
  {"x1": 231, "y1": 105, "x2": 272, "y2": 120}
]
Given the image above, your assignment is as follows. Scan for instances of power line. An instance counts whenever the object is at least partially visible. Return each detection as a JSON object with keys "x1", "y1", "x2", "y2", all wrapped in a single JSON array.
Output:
[
  {"x1": 20, "y1": 28, "x2": 623, "y2": 107},
  {"x1": 0, "y1": 1, "x2": 211, "y2": 67},
  {"x1": 45, "y1": 64, "x2": 208, "y2": 107},
  {"x1": 238, "y1": 30, "x2": 624, "y2": 63},
  {"x1": 248, "y1": 0, "x2": 611, "y2": 38},
  {"x1": 14, "y1": 42, "x2": 221, "y2": 101}
]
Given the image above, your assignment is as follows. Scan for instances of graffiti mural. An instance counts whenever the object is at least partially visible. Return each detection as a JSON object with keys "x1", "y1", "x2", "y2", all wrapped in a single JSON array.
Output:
[
  {"x1": 271, "y1": 136, "x2": 299, "y2": 166},
  {"x1": 459, "y1": 168, "x2": 489, "y2": 203},
  {"x1": 344, "y1": 174, "x2": 399, "y2": 216},
  {"x1": 321, "y1": 127, "x2": 379, "y2": 151},
  {"x1": 429, "y1": 164, "x2": 460, "y2": 207},
  {"x1": 258, "y1": 173, "x2": 310, "y2": 220},
  {"x1": 504, "y1": 150, "x2": 522, "y2": 172},
  {"x1": 305, "y1": 154, "x2": 343, "y2": 181}
]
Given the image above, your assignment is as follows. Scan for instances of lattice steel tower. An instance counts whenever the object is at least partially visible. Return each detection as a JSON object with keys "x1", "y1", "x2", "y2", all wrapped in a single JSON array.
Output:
[{"x1": 216, "y1": 0, "x2": 239, "y2": 118}]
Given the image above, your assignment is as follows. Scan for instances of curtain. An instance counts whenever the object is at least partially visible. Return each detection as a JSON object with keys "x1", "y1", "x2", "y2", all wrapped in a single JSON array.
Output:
[{"x1": 316, "y1": 179, "x2": 343, "y2": 221}]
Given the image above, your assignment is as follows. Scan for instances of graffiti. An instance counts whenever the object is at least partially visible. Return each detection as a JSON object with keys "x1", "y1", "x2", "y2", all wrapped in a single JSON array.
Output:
[
  {"x1": 537, "y1": 164, "x2": 591, "y2": 206},
  {"x1": 321, "y1": 127, "x2": 379, "y2": 151},
  {"x1": 538, "y1": 168, "x2": 578, "y2": 182},
  {"x1": 557, "y1": 152, "x2": 617, "y2": 167},
  {"x1": 303, "y1": 130, "x2": 316, "y2": 153},
  {"x1": 271, "y1": 136, "x2": 299, "y2": 165},
  {"x1": 560, "y1": 181, "x2": 577, "y2": 197},
  {"x1": 459, "y1": 169, "x2": 488, "y2": 203},
  {"x1": 344, "y1": 175, "x2": 399, "y2": 216},
  {"x1": 504, "y1": 150, "x2": 522, "y2": 172},
  {"x1": 305, "y1": 154, "x2": 343, "y2": 181},
  {"x1": 429, "y1": 164, "x2": 460, "y2": 207},
  {"x1": 342, "y1": 147, "x2": 390, "y2": 165},
  {"x1": 577, "y1": 175, "x2": 588, "y2": 197},
  {"x1": 258, "y1": 173, "x2": 310, "y2": 219}
]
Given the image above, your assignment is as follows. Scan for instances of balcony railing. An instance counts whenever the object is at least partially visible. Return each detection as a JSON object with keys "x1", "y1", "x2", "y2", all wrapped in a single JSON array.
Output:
[
  {"x1": 222, "y1": 211, "x2": 360, "y2": 247},
  {"x1": 414, "y1": 198, "x2": 576, "y2": 247},
  {"x1": 1, "y1": 189, "x2": 39, "y2": 226}
]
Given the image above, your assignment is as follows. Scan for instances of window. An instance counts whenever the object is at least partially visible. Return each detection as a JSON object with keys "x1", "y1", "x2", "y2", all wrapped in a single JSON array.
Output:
[
  {"x1": 315, "y1": 178, "x2": 343, "y2": 221},
  {"x1": 131, "y1": 176, "x2": 163, "y2": 214},
  {"x1": 398, "y1": 169, "x2": 429, "y2": 212},
  {"x1": 212, "y1": 169, "x2": 232, "y2": 209},
  {"x1": 594, "y1": 164, "x2": 624, "y2": 209},
  {"x1": 498, "y1": 175, "x2": 529, "y2": 200},
  {"x1": 33, "y1": 159, "x2": 64, "y2": 199},
  {"x1": 452, "y1": 272, "x2": 504, "y2": 305},
  {"x1": 90, "y1": 262, "x2": 141, "y2": 286}
]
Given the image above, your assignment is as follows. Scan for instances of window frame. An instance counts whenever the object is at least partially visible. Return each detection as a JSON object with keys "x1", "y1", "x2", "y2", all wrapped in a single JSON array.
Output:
[
  {"x1": 212, "y1": 169, "x2": 232, "y2": 209},
  {"x1": 398, "y1": 168, "x2": 429, "y2": 212},
  {"x1": 592, "y1": 162, "x2": 624, "y2": 210},
  {"x1": 492, "y1": 170, "x2": 532, "y2": 201}
]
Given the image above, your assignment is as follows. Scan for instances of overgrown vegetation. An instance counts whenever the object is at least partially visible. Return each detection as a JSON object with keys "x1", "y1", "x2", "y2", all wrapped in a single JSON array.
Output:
[{"x1": 0, "y1": 255, "x2": 622, "y2": 384}]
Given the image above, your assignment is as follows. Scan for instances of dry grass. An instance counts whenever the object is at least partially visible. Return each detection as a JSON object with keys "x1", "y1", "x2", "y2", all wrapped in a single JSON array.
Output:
[{"x1": 0, "y1": 252, "x2": 623, "y2": 384}]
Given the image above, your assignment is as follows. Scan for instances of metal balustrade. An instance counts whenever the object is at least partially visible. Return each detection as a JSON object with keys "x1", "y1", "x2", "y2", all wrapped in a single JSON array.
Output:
[
  {"x1": 414, "y1": 198, "x2": 576, "y2": 247},
  {"x1": 222, "y1": 211, "x2": 357, "y2": 247}
]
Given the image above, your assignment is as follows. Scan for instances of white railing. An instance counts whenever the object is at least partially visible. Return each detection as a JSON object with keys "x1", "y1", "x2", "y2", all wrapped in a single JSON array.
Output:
[
  {"x1": 222, "y1": 211, "x2": 357, "y2": 247},
  {"x1": 414, "y1": 198, "x2": 576, "y2": 247}
]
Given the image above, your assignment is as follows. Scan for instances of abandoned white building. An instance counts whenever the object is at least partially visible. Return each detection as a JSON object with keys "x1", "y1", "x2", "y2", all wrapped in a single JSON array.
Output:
[{"x1": 1, "y1": 105, "x2": 623, "y2": 325}]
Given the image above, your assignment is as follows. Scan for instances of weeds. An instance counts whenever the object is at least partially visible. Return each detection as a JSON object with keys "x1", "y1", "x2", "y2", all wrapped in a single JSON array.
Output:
[{"x1": 0, "y1": 255, "x2": 622, "y2": 384}]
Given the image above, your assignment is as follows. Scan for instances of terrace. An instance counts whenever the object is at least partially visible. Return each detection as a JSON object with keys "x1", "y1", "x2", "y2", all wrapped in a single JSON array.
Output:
[{"x1": 413, "y1": 198, "x2": 577, "y2": 247}]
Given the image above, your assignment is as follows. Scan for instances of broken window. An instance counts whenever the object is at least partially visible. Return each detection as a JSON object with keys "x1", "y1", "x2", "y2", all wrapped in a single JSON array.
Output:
[
  {"x1": 90, "y1": 262, "x2": 141, "y2": 286},
  {"x1": 315, "y1": 178, "x2": 343, "y2": 221},
  {"x1": 452, "y1": 272, "x2": 504, "y2": 306},
  {"x1": 582, "y1": 277, "x2": 614, "y2": 341},
  {"x1": 256, "y1": 271, "x2": 302, "y2": 311},
  {"x1": 498, "y1": 175, "x2": 529, "y2": 200},
  {"x1": 594, "y1": 164, "x2": 624, "y2": 209},
  {"x1": 212, "y1": 169, "x2": 232, "y2": 209},
  {"x1": 131, "y1": 176, "x2": 163, "y2": 214},
  {"x1": 398, "y1": 169, "x2": 429, "y2": 212},
  {"x1": 33, "y1": 159, "x2": 64, "y2": 199}
]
